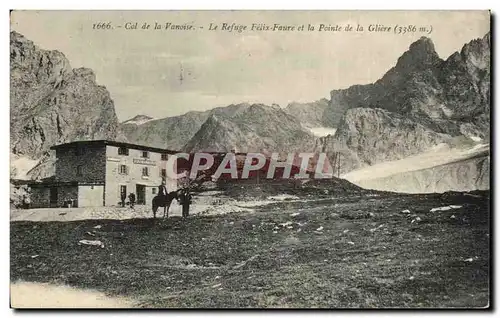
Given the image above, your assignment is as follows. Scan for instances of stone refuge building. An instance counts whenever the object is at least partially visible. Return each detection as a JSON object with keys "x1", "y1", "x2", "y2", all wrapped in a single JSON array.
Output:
[{"x1": 29, "y1": 140, "x2": 179, "y2": 208}]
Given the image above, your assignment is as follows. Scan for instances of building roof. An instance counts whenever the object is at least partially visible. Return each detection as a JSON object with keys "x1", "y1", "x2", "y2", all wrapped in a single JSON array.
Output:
[
  {"x1": 28, "y1": 180, "x2": 105, "y2": 187},
  {"x1": 50, "y1": 140, "x2": 179, "y2": 154}
]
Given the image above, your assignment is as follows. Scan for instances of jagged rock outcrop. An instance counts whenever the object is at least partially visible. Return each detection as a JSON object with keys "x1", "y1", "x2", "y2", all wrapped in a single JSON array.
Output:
[
  {"x1": 325, "y1": 33, "x2": 490, "y2": 133},
  {"x1": 10, "y1": 31, "x2": 124, "y2": 179},
  {"x1": 184, "y1": 103, "x2": 316, "y2": 153},
  {"x1": 438, "y1": 33, "x2": 491, "y2": 136},
  {"x1": 322, "y1": 38, "x2": 447, "y2": 127},
  {"x1": 321, "y1": 33, "x2": 490, "y2": 173},
  {"x1": 285, "y1": 98, "x2": 329, "y2": 128},
  {"x1": 325, "y1": 108, "x2": 451, "y2": 173}
]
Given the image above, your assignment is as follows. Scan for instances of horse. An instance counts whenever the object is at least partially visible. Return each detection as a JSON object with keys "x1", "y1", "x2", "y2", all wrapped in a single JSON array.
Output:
[{"x1": 151, "y1": 189, "x2": 181, "y2": 219}]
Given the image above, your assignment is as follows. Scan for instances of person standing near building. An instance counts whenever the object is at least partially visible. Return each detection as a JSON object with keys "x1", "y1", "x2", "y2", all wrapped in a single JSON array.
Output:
[
  {"x1": 120, "y1": 191, "x2": 126, "y2": 208},
  {"x1": 128, "y1": 192, "x2": 136, "y2": 209},
  {"x1": 179, "y1": 188, "x2": 192, "y2": 218}
]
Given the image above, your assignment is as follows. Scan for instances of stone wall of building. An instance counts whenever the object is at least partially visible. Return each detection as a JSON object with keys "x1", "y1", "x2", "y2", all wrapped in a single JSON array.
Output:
[
  {"x1": 30, "y1": 187, "x2": 50, "y2": 208},
  {"x1": 55, "y1": 145, "x2": 106, "y2": 183},
  {"x1": 29, "y1": 185, "x2": 77, "y2": 208}
]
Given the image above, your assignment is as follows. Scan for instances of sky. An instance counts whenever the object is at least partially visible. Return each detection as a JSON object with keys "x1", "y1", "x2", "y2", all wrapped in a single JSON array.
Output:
[{"x1": 10, "y1": 10, "x2": 490, "y2": 122}]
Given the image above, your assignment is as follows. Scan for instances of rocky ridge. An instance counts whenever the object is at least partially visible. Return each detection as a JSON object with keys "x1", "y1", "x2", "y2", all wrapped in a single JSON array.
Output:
[{"x1": 10, "y1": 31, "x2": 124, "y2": 179}]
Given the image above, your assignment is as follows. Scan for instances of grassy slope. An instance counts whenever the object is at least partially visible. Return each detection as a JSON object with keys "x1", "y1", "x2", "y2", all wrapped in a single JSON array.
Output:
[{"x1": 10, "y1": 191, "x2": 490, "y2": 308}]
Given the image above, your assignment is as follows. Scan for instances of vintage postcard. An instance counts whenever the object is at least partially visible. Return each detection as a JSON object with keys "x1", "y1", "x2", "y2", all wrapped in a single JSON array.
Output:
[{"x1": 9, "y1": 10, "x2": 490, "y2": 309}]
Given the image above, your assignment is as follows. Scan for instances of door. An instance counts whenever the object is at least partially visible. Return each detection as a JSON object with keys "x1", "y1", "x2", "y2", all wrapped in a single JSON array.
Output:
[
  {"x1": 49, "y1": 187, "x2": 58, "y2": 207},
  {"x1": 120, "y1": 185, "x2": 127, "y2": 200},
  {"x1": 136, "y1": 184, "x2": 146, "y2": 205}
]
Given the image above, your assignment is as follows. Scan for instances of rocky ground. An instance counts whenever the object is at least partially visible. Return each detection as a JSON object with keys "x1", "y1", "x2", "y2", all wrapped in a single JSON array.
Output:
[{"x1": 10, "y1": 183, "x2": 490, "y2": 309}]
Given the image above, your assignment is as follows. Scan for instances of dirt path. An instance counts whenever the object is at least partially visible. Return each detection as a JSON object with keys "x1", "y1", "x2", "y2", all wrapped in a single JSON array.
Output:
[
  {"x1": 10, "y1": 281, "x2": 134, "y2": 308},
  {"x1": 10, "y1": 192, "x2": 308, "y2": 222}
]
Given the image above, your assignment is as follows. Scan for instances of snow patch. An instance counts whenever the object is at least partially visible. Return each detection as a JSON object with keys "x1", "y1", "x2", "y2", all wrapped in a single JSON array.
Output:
[
  {"x1": 343, "y1": 143, "x2": 490, "y2": 182},
  {"x1": 308, "y1": 127, "x2": 337, "y2": 137},
  {"x1": 465, "y1": 143, "x2": 488, "y2": 154},
  {"x1": 196, "y1": 205, "x2": 254, "y2": 216},
  {"x1": 267, "y1": 194, "x2": 300, "y2": 201},
  {"x1": 440, "y1": 105, "x2": 454, "y2": 117},
  {"x1": 122, "y1": 116, "x2": 155, "y2": 125},
  {"x1": 197, "y1": 190, "x2": 225, "y2": 197},
  {"x1": 469, "y1": 136, "x2": 483, "y2": 142},
  {"x1": 10, "y1": 154, "x2": 39, "y2": 180},
  {"x1": 124, "y1": 118, "x2": 153, "y2": 125},
  {"x1": 430, "y1": 205, "x2": 462, "y2": 212}
]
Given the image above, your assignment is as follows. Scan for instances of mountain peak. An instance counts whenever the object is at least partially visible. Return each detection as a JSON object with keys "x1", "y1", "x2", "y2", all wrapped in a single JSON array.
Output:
[
  {"x1": 409, "y1": 36, "x2": 436, "y2": 53},
  {"x1": 397, "y1": 36, "x2": 441, "y2": 67},
  {"x1": 11, "y1": 30, "x2": 25, "y2": 40},
  {"x1": 459, "y1": 31, "x2": 490, "y2": 63},
  {"x1": 380, "y1": 36, "x2": 442, "y2": 79},
  {"x1": 10, "y1": 31, "x2": 32, "y2": 45}
]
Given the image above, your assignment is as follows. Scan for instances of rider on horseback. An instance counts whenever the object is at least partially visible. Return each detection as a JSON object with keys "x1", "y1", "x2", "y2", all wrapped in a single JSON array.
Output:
[
  {"x1": 158, "y1": 179, "x2": 168, "y2": 197},
  {"x1": 152, "y1": 179, "x2": 178, "y2": 219}
]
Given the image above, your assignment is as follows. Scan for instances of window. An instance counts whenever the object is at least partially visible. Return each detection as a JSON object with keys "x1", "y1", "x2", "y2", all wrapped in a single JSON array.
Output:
[
  {"x1": 152, "y1": 188, "x2": 157, "y2": 194},
  {"x1": 119, "y1": 165, "x2": 128, "y2": 175},
  {"x1": 142, "y1": 167, "x2": 149, "y2": 177},
  {"x1": 161, "y1": 168, "x2": 166, "y2": 178},
  {"x1": 76, "y1": 165, "x2": 83, "y2": 176},
  {"x1": 118, "y1": 147, "x2": 129, "y2": 156},
  {"x1": 120, "y1": 185, "x2": 127, "y2": 195},
  {"x1": 142, "y1": 151, "x2": 149, "y2": 158},
  {"x1": 161, "y1": 153, "x2": 168, "y2": 161}
]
